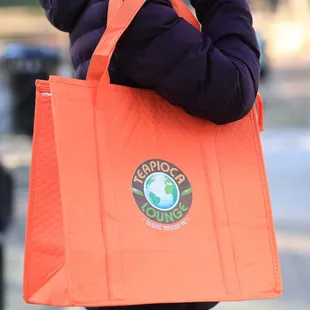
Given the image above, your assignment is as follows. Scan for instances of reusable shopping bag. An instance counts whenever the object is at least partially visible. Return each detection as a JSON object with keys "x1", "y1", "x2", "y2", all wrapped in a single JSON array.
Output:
[{"x1": 23, "y1": 0, "x2": 282, "y2": 307}]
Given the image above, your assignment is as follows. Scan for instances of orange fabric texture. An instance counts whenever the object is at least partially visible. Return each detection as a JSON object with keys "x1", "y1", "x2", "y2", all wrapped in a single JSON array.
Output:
[{"x1": 23, "y1": 0, "x2": 282, "y2": 307}]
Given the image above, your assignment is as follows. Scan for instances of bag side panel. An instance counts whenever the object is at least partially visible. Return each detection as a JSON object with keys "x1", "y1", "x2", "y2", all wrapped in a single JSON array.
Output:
[{"x1": 24, "y1": 81, "x2": 66, "y2": 302}]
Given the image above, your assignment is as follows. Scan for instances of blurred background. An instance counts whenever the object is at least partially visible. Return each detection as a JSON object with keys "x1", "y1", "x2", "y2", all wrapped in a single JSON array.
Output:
[{"x1": 0, "y1": 0, "x2": 309, "y2": 310}]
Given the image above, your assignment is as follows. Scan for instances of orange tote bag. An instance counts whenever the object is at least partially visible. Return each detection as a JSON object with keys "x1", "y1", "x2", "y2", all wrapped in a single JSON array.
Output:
[{"x1": 24, "y1": 0, "x2": 282, "y2": 307}]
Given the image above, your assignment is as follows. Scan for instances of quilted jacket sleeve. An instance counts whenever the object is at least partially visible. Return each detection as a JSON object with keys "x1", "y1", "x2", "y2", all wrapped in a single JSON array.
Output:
[
  {"x1": 39, "y1": 0, "x2": 88, "y2": 32},
  {"x1": 114, "y1": 0, "x2": 260, "y2": 124}
]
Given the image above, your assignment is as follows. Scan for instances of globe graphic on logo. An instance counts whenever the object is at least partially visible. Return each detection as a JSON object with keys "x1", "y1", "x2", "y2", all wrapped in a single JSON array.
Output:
[{"x1": 144, "y1": 172, "x2": 180, "y2": 210}]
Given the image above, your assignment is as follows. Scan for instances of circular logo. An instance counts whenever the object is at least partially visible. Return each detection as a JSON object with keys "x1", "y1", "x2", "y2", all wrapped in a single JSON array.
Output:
[{"x1": 131, "y1": 159, "x2": 192, "y2": 226}]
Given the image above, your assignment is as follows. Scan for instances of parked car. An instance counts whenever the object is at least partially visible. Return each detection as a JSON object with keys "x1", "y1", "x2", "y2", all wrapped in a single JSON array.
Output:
[{"x1": 256, "y1": 31, "x2": 270, "y2": 80}]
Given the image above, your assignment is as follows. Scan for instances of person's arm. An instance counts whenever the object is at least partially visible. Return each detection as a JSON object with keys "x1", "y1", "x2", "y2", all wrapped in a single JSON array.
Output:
[
  {"x1": 39, "y1": 0, "x2": 89, "y2": 32},
  {"x1": 114, "y1": 0, "x2": 260, "y2": 124}
]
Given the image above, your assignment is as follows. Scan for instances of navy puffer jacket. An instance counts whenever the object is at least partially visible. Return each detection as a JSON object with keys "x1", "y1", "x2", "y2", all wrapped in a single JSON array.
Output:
[{"x1": 39, "y1": 0, "x2": 260, "y2": 125}]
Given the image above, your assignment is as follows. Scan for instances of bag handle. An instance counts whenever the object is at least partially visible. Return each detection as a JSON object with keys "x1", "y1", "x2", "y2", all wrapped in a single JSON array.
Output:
[
  {"x1": 107, "y1": 0, "x2": 122, "y2": 26},
  {"x1": 87, "y1": 0, "x2": 264, "y2": 130},
  {"x1": 86, "y1": 0, "x2": 200, "y2": 81},
  {"x1": 256, "y1": 93, "x2": 264, "y2": 132}
]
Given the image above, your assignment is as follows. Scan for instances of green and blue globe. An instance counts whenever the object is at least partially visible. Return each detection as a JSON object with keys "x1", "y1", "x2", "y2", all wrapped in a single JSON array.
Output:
[{"x1": 144, "y1": 172, "x2": 180, "y2": 211}]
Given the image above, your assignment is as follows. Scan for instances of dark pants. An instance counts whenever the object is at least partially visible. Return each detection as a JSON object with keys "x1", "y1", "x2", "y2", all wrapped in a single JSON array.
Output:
[{"x1": 87, "y1": 302, "x2": 219, "y2": 310}]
